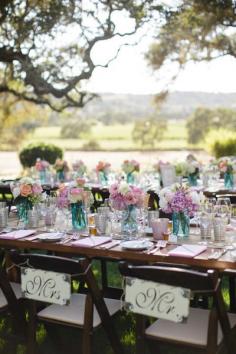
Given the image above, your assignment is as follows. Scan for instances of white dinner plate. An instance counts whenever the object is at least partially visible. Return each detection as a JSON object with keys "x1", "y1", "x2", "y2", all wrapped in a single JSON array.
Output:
[
  {"x1": 121, "y1": 240, "x2": 153, "y2": 251},
  {"x1": 36, "y1": 233, "x2": 63, "y2": 242}
]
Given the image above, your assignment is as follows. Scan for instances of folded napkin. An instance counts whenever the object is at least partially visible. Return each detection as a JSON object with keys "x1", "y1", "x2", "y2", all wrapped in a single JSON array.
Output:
[
  {"x1": 226, "y1": 224, "x2": 236, "y2": 232},
  {"x1": 0, "y1": 229, "x2": 36, "y2": 239},
  {"x1": 168, "y1": 244, "x2": 207, "y2": 258},
  {"x1": 72, "y1": 236, "x2": 112, "y2": 248}
]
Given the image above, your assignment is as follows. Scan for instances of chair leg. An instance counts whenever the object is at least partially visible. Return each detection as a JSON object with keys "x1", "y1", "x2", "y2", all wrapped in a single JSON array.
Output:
[
  {"x1": 82, "y1": 294, "x2": 93, "y2": 354},
  {"x1": 136, "y1": 314, "x2": 146, "y2": 354},
  {"x1": 229, "y1": 276, "x2": 236, "y2": 312},
  {"x1": 27, "y1": 301, "x2": 37, "y2": 354}
]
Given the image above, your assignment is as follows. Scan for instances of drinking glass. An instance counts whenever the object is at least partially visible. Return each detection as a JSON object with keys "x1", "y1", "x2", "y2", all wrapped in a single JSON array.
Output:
[
  {"x1": 0, "y1": 207, "x2": 8, "y2": 228},
  {"x1": 199, "y1": 213, "x2": 212, "y2": 244}
]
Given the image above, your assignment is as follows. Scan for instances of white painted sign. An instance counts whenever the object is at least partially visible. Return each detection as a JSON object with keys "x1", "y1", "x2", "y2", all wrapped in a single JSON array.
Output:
[
  {"x1": 160, "y1": 165, "x2": 177, "y2": 187},
  {"x1": 124, "y1": 277, "x2": 190, "y2": 323},
  {"x1": 21, "y1": 268, "x2": 71, "y2": 305}
]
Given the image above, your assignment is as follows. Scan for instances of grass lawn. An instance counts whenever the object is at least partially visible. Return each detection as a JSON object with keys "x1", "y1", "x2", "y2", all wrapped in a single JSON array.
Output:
[{"x1": 26, "y1": 120, "x2": 201, "y2": 151}]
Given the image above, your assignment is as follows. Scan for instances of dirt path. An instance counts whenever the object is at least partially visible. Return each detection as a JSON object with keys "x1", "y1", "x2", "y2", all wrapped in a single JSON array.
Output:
[{"x1": 0, "y1": 150, "x2": 210, "y2": 178}]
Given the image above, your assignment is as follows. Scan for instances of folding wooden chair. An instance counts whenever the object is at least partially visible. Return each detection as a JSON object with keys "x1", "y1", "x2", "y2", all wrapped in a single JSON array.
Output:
[
  {"x1": 9, "y1": 251, "x2": 123, "y2": 354},
  {"x1": 119, "y1": 262, "x2": 236, "y2": 354},
  {"x1": 0, "y1": 258, "x2": 26, "y2": 350}
]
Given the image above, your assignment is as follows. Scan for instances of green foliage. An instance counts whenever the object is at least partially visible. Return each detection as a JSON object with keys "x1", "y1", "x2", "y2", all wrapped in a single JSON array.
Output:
[
  {"x1": 205, "y1": 129, "x2": 236, "y2": 158},
  {"x1": 146, "y1": 0, "x2": 236, "y2": 93},
  {"x1": 186, "y1": 107, "x2": 236, "y2": 144},
  {"x1": 82, "y1": 140, "x2": 101, "y2": 151},
  {"x1": 132, "y1": 116, "x2": 167, "y2": 148},
  {"x1": 60, "y1": 119, "x2": 91, "y2": 139},
  {"x1": 19, "y1": 143, "x2": 63, "y2": 168},
  {"x1": 0, "y1": 1, "x2": 155, "y2": 111}
]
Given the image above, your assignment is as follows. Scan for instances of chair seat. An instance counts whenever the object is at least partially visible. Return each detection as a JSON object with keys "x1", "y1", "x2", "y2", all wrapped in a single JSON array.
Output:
[
  {"x1": 145, "y1": 307, "x2": 236, "y2": 347},
  {"x1": 0, "y1": 282, "x2": 22, "y2": 309},
  {"x1": 37, "y1": 293, "x2": 121, "y2": 328}
]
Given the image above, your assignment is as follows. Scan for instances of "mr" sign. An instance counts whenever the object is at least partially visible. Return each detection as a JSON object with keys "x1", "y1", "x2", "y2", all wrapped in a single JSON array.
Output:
[{"x1": 124, "y1": 277, "x2": 190, "y2": 323}]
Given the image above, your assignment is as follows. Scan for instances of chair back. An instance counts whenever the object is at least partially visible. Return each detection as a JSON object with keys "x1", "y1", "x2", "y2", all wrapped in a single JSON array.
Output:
[{"x1": 119, "y1": 262, "x2": 233, "y2": 347}]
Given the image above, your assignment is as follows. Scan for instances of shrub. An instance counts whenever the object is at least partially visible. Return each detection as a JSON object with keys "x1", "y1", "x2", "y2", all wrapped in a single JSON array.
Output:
[
  {"x1": 205, "y1": 129, "x2": 236, "y2": 158},
  {"x1": 19, "y1": 143, "x2": 63, "y2": 168},
  {"x1": 82, "y1": 140, "x2": 101, "y2": 151}
]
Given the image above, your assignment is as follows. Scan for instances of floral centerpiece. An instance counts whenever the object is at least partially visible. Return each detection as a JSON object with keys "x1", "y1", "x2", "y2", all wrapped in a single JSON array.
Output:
[
  {"x1": 218, "y1": 158, "x2": 234, "y2": 189},
  {"x1": 96, "y1": 161, "x2": 111, "y2": 185},
  {"x1": 35, "y1": 158, "x2": 50, "y2": 184},
  {"x1": 122, "y1": 160, "x2": 140, "y2": 184},
  {"x1": 54, "y1": 158, "x2": 69, "y2": 182},
  {"x1": 11, "y1": 177, "x2": 43, "y2": 224},
  {"x1": 175, "y1": 161, "x2": 199, "y2": 186},
  {"x1": 57, "y1": 180, "x2": 92, "y2": 230},
  {"x1": 159, "y1": 183, "x2": 200, "y2": 237},
  {"x1": 72, "y1": 160, "x2": 87, "y2": 177},
  {"x1": 109, "y1": 182, "x2": 145, "y2": 237}
]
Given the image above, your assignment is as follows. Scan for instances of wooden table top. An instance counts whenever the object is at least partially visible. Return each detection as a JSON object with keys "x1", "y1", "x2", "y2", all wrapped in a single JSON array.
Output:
[{"x1": 0, "y1": 230, "x2": 236, "y2": 272}]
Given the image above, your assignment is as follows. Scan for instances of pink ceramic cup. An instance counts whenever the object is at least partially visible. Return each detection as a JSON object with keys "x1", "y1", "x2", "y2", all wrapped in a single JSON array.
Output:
[{"x1": 151, "y1": 218, "x2": 169, "y2": 240}]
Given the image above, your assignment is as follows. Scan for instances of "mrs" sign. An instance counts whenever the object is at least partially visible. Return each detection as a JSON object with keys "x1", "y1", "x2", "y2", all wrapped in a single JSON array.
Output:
[
  {"x1": 21, "y1": 268, "x2": 71, "y2": 305},
  {"x1": 124, "y1": 277, "x2": 190, "y2": 323}
]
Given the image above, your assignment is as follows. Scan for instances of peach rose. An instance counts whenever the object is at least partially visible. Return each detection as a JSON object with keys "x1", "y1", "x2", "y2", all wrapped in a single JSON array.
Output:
[{"x1": 20, "y1": 184, "x2": 32, "y2": 197}]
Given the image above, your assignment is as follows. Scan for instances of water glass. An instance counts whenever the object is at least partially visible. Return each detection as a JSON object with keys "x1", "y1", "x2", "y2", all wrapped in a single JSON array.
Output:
[
  {"x1": 213, "y1": 217, "x2": 227, "y2": 243},
  {"x1": 147, "y1": 210, "x2": 159, "y2": 227},
  {"x1": 97, "y1": 206, "x2": 110, "y2": 217},
  {"x1": 28, "y1": 210, "x2": 39, "y2": 228},
  {"x1": 0, "y1": 207, "x2": 8, "y2": 228},
  {"x1": 151, "y1": 218, "x2": 169, "y2": 240},
  {"x1": 200, "y1": 215, "x2": 212, "y2": 242},
  {"x1": 44, "y1": 207, "x2": 56, "y2": 228},
  {"x1": 0, "y1": 202, "x2": 6, "y2": 209},
  {"x1": 94, "y1": 213, "x2": 107, "y2": 235}
]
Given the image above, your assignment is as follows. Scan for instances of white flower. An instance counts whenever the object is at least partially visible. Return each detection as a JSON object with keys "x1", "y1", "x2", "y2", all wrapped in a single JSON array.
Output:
[
  {"x1": 118, "y1": 181, "x2": 130, "y2": 195},
  {"x1": 189, "y1": 191, "x2": 200, "y2": 205},
  {"x1": 12, "y1": 186, "x2": 20, "y2": 198},
  {"x1": 19, "y1": 177, "x2": 34, "y2": 185}
]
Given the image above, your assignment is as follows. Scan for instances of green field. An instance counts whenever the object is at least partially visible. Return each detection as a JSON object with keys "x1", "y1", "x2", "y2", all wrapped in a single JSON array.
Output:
[{"x1": 25, "y1": 120, "x2": 200, "y2": 151}]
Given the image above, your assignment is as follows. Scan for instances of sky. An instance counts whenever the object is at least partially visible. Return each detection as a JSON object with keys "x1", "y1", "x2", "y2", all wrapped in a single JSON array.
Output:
[{"x1": 86, "y1": 40, "x2": 236, "y2": 95}]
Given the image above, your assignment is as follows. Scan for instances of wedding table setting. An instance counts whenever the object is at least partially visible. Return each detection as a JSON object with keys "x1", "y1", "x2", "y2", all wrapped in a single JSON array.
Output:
[{"x1": 1, "y1": 155, "x2": 236, "y2": 270}]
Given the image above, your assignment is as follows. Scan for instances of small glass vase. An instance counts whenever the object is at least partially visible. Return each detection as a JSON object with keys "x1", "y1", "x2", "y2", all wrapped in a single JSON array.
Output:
[
  {"x1": 71, "y1": 202, "x2": 87, "y2": 231},
  {"x1": 121, "y1": 205, "x2": 138, "y2": 239},
  {"x1": 57, "y1": 170, "x2": 65, "y2": 182},
  {"x1": 126, "y1": 172, "x2": 135, "y2": 185},
  {"x1": 172, "y1": 211, "x2": 190, "y2": 238},
  {"x1": 188, "y1": 174, "x2": 198, "y2": 187},
  {"x1": 39, "y1": 170, "x2": 47, "y2": 184},
  {"x1": 224, "y1": 172, "x2": 234, "y2": 189},
  {"x1": 17, "y1": 199, "x2": 32, "y2": 226},
  {"x1": 98, "y1": 171, "x2": 108, "y2": 186}
]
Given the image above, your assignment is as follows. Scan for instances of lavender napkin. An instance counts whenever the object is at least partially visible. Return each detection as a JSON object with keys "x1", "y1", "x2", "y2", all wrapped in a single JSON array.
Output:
[
  {"x1": 0, "y1": 229, "x2": 36, "y2": 239},
  {"x1": 72, "y1": 236, "x2": 112, "y2": 248},
  {"x1": 168, "y1": 244, "x2": 207, "y2": 258}
]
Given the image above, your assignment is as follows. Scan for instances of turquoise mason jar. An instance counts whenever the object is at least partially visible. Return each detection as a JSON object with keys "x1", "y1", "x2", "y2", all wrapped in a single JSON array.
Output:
[
  {"x1": 172, "y1": 211, "x2": 190, "y2": 238},
  {"x1": 17, "y1": 198, "x2": 32, "y2": 225},
  {"x1": 126, "y1": 172, "x2": 135, "y2": 185},
  {"x1": 99, "y1": 171, "x2": 108, "y2": 186},
  {"x1": 71, "y1": 202, "x2": 87, "y2": 230},
  {"x1": 121, "y1": 205, "x2": 138, "y2": 239},
  {"x1": 188, "y1": 174, "x2": 198, "y2": 186},
  {"x1": 224, "y1": 172, "x2": 234, "y2": 189}
]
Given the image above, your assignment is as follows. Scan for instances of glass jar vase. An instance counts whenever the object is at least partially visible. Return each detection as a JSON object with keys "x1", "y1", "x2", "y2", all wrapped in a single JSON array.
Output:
[
  {"x1": 172, "y1": 211, "x2": 190, "y2": 238},
  {"x1": 71, "y1": 202, "x2": 87, "y2": 230}
]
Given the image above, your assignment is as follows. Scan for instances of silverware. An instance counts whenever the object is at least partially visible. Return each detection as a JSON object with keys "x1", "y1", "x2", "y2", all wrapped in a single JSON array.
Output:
[
  {"x1": 100, "y1": 241, "x2": 120, "y2": 250},
  {"x1": 208, "y1": 248, "x2": 228, "y2": 260}
]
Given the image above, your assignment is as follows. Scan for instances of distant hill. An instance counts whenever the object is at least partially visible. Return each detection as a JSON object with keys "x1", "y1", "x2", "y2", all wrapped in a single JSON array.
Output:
[{"x1": 81, "y1": 91, "x2": 236, "y2": 121}]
